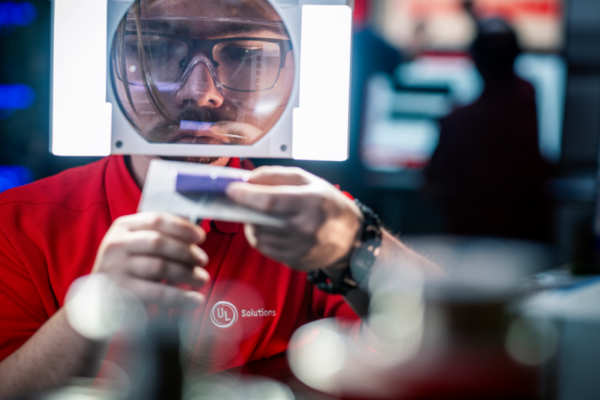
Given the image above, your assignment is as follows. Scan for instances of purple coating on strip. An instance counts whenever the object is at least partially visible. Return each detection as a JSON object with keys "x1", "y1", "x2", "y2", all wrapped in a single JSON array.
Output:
[
  {"x1": 176, "y1": 173, "x2": 245, "y2": 194},
  {"x1": 180, "y1": 120, "x2": 215, "y2": 131}
]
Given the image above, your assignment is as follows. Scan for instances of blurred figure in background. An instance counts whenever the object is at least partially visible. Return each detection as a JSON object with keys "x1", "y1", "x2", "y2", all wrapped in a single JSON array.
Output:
[{"x1": 424, "y1": 18, "x2": 551, "y2": 242}]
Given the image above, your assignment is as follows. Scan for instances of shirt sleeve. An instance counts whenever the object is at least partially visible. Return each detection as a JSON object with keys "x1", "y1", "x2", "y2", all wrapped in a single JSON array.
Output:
[
  {"x1": 310, "y1": 287, "x2": 359, "y2": 321},
  {"x1": 0, "y1": 226, "x2": 48, "y2": 362}
]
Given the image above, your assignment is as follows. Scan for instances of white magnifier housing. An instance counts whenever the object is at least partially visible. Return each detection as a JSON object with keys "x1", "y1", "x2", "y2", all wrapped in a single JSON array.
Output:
[{"x1": 50, "y1": 0, "x2": 352, "y2": 161}]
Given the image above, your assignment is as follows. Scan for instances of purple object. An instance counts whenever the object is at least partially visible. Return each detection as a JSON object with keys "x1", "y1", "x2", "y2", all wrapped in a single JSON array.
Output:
[
  {"x1": 180, "y1": 120, "x2": 215, "y2": 131},
  {"x1": 176, "y1": 173, "x2": 245, "y2": 194}
]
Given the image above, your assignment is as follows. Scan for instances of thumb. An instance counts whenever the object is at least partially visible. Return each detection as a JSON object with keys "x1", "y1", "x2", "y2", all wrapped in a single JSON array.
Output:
[
  {"x1": 226, "y1": 182, "x2": 307, "y2": 214},
  {"x1": 247, "y1": 166, "x2": 312, "y2": 186}
]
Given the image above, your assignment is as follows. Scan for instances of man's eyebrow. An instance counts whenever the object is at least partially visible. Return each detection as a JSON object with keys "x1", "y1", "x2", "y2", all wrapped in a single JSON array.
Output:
[
  {"x1": 129, "y1": 19, "x2": 289, "y2": 39},
  {"x1": 218, "y1": 23, "x2": 272, "y2": 36},
  {"x1": 207, "y1": 22, "x2": 287, "y2": 38},
  {"x1": 170, "y1": 21, "x2": 288, "y2": 39}
]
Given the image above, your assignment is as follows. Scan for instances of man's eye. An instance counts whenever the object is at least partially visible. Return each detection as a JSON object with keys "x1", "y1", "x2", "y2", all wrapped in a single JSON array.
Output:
[{"x1": 222, "y1": 46, "x2": 257, "y2": 62}]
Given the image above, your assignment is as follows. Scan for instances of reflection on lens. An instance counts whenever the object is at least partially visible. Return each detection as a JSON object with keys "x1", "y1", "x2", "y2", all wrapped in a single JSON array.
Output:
[
  {"x1": 94, "y1": 360, "x2": 132, "y2": 393},
  {"x1": 456, "y1": 239, "x2": 523, "y2": 296},
  {"x1": 187, "y1": 383, "x2": 240, "y2": 400},
  {"x1": 185, "y1": 374, "x2": 293, "y2": 400},
  {"x1": 368, "y1": 291, "x2": 424, "y2": 364},
  {"x1": 365, "y1": 264, "x2": 426, "y2": 365},
  {"x1": 246, "y1": 378, "x2": 295, "y2": 400},
  {"x1": 44, "y1": 384, "x2": 116, "y2": 400},
  {"x1": 288, "y1": 320, "x2": 347, "y2": 393},
  {"x1": 65, "y1": 274, "x2": 125, "y2": 341},
  {"x1": 406, "y1": 237, "x2": 550, "y2": 301},
  {"x1": 505, "y1": 317, "x2": 559, "y2": 366}
]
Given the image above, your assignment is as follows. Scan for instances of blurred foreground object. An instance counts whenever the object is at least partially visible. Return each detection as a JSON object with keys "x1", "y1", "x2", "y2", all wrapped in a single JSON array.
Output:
[
  {"x1": 34, "y1": 239, "x2": 600, "y2": 400},
  {"x1": 522, "y1": 276, "x2": 600, "y2": 400},
  {"x1": 57, "y1": 274, "x2": 298, "y2": 400},
  {"x1": 289, "y1": 237, "x2": 552, "y2": 399}
]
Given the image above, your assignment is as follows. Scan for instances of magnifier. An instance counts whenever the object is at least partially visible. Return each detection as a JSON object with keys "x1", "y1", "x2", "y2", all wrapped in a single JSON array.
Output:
[{"x1": 50, "y1": 0, "x2": 353, "y2": 161}]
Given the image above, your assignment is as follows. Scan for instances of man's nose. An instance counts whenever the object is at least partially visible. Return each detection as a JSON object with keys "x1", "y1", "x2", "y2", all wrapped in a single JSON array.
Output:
[{"x1": 175, "y1": 61, "x2": 224, "y2": 108}]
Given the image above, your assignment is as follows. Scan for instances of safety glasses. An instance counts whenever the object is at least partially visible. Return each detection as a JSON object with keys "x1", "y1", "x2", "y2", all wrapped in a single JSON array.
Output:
[{"x1": 114, "y1": 29, "x2": 292, "y2": 93}]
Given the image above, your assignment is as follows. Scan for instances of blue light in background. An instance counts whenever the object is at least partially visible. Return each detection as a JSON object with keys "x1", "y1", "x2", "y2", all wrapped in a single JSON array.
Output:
[
  {"x1": 0, "y1": 166, "x2": 33, "y2": 193},
  {"x1": 0, "y1": 84, "x2": 36, "y2": 110},
  {"x1": 0, "y1": 1, "x2": 37, "y2": 28}
]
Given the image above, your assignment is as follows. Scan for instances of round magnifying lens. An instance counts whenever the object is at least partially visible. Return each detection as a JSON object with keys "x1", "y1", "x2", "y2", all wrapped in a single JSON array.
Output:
[{"x1": 110, "y1": 0, "x2": 295, "y2": 147}]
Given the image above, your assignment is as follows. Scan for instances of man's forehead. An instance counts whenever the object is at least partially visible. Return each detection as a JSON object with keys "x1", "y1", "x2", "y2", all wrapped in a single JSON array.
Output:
[{"x1": 143, "y1": 0, "x2": 281, "y2": 21}]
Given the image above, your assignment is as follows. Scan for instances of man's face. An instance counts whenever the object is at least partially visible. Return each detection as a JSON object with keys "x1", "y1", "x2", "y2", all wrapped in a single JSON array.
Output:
[{"x1": 111, "y1": 0, "x2": 295, "y2": 147}]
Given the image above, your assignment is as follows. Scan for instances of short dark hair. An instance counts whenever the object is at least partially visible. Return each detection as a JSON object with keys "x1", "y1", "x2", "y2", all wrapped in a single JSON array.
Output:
[{"x1": 470, "y1": 18, "x2": 521, "y2": 77}]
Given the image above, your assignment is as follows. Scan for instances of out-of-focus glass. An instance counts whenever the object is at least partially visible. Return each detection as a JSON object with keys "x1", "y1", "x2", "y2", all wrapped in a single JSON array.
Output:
[{"x1": 289, "y1": 237, "x2": 553, "y2": 399}]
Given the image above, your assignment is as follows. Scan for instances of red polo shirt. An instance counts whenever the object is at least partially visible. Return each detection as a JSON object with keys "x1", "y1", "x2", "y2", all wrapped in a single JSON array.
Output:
[{"x1": 0, "y1": 156, "x2": 357, "y2": 370}]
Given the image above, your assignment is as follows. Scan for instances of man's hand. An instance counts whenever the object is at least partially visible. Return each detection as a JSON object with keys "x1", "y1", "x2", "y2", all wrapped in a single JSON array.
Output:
[
  {"x1": 92, "y1": 212, "x2": 209, "y2": 308},
  {"x1": 226, "y1": 167, "x2": 362, "y2": 272}
]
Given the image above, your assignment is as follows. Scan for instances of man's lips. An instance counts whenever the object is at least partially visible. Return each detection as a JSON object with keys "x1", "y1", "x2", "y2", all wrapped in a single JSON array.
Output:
[
  {"x1": 170, "y1": 120, "x2": 246, "y2": 144},
  {"x1": 172, "y1": 134, "x2": 224, "y2": 145}
]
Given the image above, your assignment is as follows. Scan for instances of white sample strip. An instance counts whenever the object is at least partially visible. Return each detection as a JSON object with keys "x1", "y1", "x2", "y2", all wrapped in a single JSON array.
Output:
[{"x1": 139, "y1": 159, "x2": 286, "y2": 227}]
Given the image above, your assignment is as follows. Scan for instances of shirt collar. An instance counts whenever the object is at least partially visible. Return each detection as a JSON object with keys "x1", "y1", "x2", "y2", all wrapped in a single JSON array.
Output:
[{"x1": 105, "y1": 155, "x2": 142, "y2": 221}]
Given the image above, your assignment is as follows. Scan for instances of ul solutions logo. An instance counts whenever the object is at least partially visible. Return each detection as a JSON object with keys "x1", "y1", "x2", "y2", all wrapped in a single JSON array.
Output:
[{"x1": 210, "y1": 301, "x2": 239, "y2": 328}]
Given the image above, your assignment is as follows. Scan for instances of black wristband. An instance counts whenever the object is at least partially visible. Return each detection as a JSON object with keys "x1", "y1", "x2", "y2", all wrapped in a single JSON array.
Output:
[
  {"x1": 308, "y1": 199, "x2": 383, "y2": 295},
  {"x1": 307, "y1": 269, "x2": 357, "y2": 296},
  {"x1": 349, "y1": 199, "x2": 383, "y2": 289}
]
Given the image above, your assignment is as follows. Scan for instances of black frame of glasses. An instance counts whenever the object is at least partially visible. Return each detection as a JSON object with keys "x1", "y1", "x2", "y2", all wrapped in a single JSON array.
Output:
[{"x1": 114, "y1": 31, "x2": 294, "y2": 93}]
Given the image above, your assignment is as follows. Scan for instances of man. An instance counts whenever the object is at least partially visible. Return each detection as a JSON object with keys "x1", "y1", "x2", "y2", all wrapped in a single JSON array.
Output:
[
  {"x1": 0, "y1": 0, "x2": 442, "y2": 398},
  {"x1": 424, "y1": 18, "x2": 550, "y2": 241}
]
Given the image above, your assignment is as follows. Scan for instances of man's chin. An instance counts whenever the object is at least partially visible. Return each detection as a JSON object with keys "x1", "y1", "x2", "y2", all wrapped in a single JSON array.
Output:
[{"x1": 159, "y1": 155, "x2": 221, "y2": 164}]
